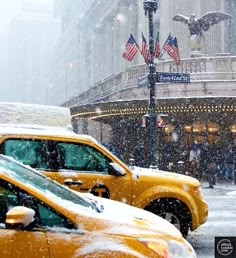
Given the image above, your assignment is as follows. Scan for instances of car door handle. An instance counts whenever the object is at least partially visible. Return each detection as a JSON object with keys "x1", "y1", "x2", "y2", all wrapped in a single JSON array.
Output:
[{"x1": 64, "y1": 179, "x2": 83, "y2": 185}]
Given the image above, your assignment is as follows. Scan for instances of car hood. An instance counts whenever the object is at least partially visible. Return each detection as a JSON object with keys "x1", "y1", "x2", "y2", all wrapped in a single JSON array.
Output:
[
  {"x1": 131, "y1": 166, "x2": 200, "y2": 186},
  {"x1": 77, "y1": 195, "x2": 196, "y2": 258},
  {"x1": 80, "y1": 192, "x2": 182, "y2": 239}
]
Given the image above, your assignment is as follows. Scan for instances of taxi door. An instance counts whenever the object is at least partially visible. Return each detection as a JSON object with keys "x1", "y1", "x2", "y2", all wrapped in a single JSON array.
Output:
[
  {"x1": 53, "y1": 141, "x2": 133, "y2": 204},
  {"x1": 0, "y1": 229, "x2": 49, "y2": 258},
  {"x1": 0, "y1": 180, "x2": 49, "y2": 258},
  {"x1": 46, "y1": 231, "x2": 89, "y2": 257}
]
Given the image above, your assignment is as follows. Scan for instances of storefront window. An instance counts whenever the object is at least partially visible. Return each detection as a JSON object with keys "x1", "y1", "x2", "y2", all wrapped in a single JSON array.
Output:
[
  {"x1": 164, "y1": 124, "x2": 174, "y2": 134},
  {"x1": 208, "y1": 134, "x2": 220, "y2": 144},
  {"x1": 184, "y1": 125, "x2": 192, "y2": 132},
  {"x1": 229, "y1": 124, "x2": 236, "y2": 133},
  {"x1": 192, "y1": 122, "x2": 206, "y2": 132},
  {"x1": 208, "y1": 122, "x2": 219, "y2": 132}
]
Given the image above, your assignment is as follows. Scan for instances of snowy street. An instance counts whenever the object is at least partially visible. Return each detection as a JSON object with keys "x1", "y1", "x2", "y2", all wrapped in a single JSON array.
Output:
[{"x1": 187, "y1": 181, "x2": 236, "y2": 258}]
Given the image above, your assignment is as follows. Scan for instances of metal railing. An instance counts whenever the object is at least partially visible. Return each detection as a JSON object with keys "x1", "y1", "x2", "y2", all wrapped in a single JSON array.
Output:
[{"x1": 65, "y1": 55, "x2": 236, "y2": 107}]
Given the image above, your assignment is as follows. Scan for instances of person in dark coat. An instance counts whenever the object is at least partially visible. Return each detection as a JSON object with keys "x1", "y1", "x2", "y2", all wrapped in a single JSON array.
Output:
[
  {"x1": 200, "y1": 142, "x2": 217, "y2": 187},
  {"x1": 200, "y1": 142, "x2": 210, "y2": 181},
  {"x1": 207, "y1": 162, "x2": 217, "y2": 188},
  {"x1": 223, "y1": 144, "x2": 234, "y2": 181},
  {"x1": 206, "y1": 144, "x2": 218, "y2": 188},
  {"x1": 133, "y1": 140, "x2": 145, "y2": 167}
]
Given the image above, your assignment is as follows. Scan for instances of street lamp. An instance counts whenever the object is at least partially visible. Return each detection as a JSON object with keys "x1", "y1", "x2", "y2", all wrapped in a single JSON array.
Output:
[
  {"x1": 143, "y1": 0, "x2": 158, "y2": 168},
  {"x1": 65, "y1": 63, "x2": 73, "y2": 101}
]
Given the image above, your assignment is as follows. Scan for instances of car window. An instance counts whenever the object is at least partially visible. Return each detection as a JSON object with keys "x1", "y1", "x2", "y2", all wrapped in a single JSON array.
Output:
[
  {"x1": 2, "y1": 139, "x2": 112, "y2": 173},
  {"x1": 0, "y1": 179, "x2": 74, "y2": 229},
  {"x1": 3, "y1": 139, "x2": 49, "y2": 169},
  {"x1": 56, "y1": 142, "x2": 111, "y2": 173}
]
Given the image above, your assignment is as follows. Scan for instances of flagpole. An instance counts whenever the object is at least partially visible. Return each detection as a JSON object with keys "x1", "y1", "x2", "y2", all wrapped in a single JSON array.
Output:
[
  {"x1": 158, "y1": 47, "x2": 166, "y2": 60},
  {"x1": 158, "y1": 34, "x2": 171, "y2": 60},
  {"x1": 143, "y1": 0, "x2": 158, "y2": 168}
]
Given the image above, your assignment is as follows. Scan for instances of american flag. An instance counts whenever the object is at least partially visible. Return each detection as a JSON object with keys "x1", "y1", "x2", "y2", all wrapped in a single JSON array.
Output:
[
  {"x1": 163, "y1": 34, "x2": 181, "y2": 66},
  {"x1": 154, "y1": 32, "x2": 160, "y2": 59},
  {"x1": 172, "y1": 37, "x2": 181, "y2": 65},
  {"x1": 141, "y1": 33, "x2": 151, "y2": 64},
  {"x1": 122, "y1": 34, "x2": 139, "y2": 62}
]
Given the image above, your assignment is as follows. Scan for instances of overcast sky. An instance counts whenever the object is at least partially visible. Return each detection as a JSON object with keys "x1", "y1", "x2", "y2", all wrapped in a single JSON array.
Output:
[
  {"x1": 0, "y1": 0, "x2": 53, "y2": 32},
  {"x1": 0, "y1": 0, "x2": 54, "y2": 57},
  {"x1": 0, "y1": 1, "x2": 21, "y2": 31},
  {"x1": 0, "y1": 0, "x2": 54, "y2": 102}
]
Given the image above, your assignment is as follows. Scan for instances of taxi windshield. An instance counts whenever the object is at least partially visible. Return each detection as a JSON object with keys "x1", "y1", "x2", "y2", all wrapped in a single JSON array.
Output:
[{"x1": 0, "y1": 155, "x2": 92, "y2": 209}]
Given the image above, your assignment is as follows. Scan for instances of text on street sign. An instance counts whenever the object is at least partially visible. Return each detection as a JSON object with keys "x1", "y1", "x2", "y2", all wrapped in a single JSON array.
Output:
[{"x1": 156, "y1": 72, "x2": 190, "y2": 83}]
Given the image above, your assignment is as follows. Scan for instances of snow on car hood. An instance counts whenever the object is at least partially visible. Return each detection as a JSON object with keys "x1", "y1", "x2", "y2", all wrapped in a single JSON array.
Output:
[
  {"x1": 81, "y1": 192, "x2": 182, "y2": 239},
  {"x1": 131, "y1": 166, "x2": 200, "y2": 185}
]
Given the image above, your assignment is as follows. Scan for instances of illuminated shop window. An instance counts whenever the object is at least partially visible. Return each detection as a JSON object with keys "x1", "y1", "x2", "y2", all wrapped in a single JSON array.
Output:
[
  {"x1": 192, "y1": 122, "x2": 207, "y2": 132},
  {"x1": 208, "y1": 122, "x2": 219, "y2": 132},
  {"x1": 184, "y1": 125, "x2": 192, "y2": 132},
  {"x1": 164, "y1": 124, "x2": 174, "y2": 134},
  {"x1": 208, "y1": 134, "x2": 220, "y2": 144},
  {"x1": 229, "y1": 124, "x2": 236, "y2": 133}
]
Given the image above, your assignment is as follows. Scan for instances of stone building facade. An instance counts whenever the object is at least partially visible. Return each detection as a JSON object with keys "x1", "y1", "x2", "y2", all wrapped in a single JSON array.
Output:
[
  {"x1": 48, "y1": 0, "x2": 235, "y2": 105},
  {"x1": 47, "y1": 1, "x2": 236, "y2": 171}
]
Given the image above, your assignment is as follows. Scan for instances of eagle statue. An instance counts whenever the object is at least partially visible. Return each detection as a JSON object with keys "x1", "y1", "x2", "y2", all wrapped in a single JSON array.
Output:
[
  {"x1": 172, "y1": 11, "x2": 232, "y2": 37},
  {"x1": 172, "y1": 11, "x2": 232, "y2": 55}
]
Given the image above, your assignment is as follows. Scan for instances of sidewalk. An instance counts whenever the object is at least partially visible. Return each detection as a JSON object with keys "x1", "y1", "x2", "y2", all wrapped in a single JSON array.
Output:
[{"x1": 201, "y1": 180, "x2": 236, "y2": 196}]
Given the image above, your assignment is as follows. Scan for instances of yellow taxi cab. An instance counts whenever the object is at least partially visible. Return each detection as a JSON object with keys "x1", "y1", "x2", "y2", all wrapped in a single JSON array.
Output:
[
  {"x1": 0, "y1": 154, "x2": 196, "y2": 258},
  {"x1": 0, "y1": 102, "x2": 208, "y2": 237}
]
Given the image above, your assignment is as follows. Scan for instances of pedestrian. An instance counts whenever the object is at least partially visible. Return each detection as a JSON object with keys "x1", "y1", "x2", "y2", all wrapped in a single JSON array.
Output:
[
  {"x1": 223, "y1": 144, "x2": 234, "y2": 181},
  {"x1": 189, "y1": 141, "x2": 201, "y2": 179},
  {"x1": 162, "y1": 143, "x2": 173, "y2": 171},
  {"x1": 107, "y1": 142, "x2": 120, "y2": 158},
  {"x1": 133, "y1": 140, "x2": 145, "y2": 167},
  {"x1": 199, "y1": 142, "x2": 210, "y2": 181},
  {"x1": 189, "y1": 158, "x2": 199, "y2": 179},
  {"x1": 207, "y1": 161, "x2": 217, "y2": 188}
]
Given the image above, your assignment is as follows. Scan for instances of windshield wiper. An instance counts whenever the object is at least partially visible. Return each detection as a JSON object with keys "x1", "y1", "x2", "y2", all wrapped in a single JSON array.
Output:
[{"x1": 90, "y1": 200, "x2": 104, "y2": 213}]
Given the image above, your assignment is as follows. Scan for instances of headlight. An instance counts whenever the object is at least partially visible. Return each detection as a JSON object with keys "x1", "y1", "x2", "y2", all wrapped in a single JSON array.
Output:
[
  {"x1": 194, "y1": 186, "x2": 203, "y2": 197},
  {"x1": 138, "y1": 238, "x2": 196, "y2": 258}
]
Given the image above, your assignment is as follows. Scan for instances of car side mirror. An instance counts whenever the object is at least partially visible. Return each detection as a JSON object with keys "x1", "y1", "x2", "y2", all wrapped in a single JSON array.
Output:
[
  {"x1": 108, "y1": 163, "x2": 126, "y2": 176},
  {"x1": 5, "y1": 206, "x2": 35, "y2": 229}
]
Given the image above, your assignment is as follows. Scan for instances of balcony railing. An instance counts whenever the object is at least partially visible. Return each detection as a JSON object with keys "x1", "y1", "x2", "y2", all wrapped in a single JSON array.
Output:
[{"x1": 65, "y1": 55, "x2": 236, "y2": 107}]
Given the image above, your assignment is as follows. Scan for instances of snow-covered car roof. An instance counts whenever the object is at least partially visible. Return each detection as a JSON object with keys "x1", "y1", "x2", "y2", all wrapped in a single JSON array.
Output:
[
  {"x1": 0, "y1": 102, "x2": 96, "y2": 142},
  {"x1": 0, "y1": 123, "x2": 98, "y2": 144},
  {"x1": 0, "y1": 102, "x2": 71, "y2": 127}
]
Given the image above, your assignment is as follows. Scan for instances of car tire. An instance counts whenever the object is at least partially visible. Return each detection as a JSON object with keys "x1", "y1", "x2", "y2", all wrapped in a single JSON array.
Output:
[{"x1": 145, "y1": 198, "x2": 191, "y2": 238}]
